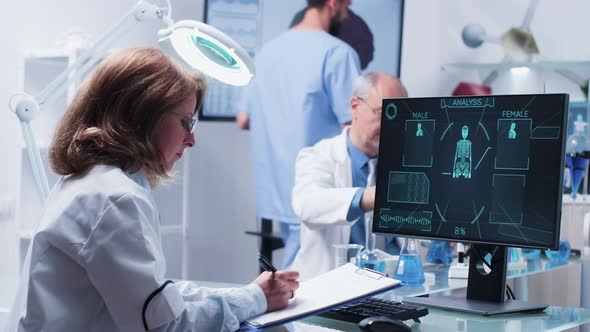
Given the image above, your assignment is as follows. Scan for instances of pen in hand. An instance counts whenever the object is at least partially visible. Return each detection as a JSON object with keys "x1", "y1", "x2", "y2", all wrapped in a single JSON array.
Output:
[
  {"x1": 255, "y1": 253, "x2": 300, "y2": 312},
  {"x1": 258, "y1": 253, "x2": 277, "y2": 275}
]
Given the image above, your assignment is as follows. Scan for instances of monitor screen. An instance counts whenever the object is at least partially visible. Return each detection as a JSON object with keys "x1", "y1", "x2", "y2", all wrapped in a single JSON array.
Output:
[
  {"x1": 200, "y1": 0, "x2": 404, "y2": 121},
  {"x1": 373, "y1": 94, "x2": 568, "y2": 250}
]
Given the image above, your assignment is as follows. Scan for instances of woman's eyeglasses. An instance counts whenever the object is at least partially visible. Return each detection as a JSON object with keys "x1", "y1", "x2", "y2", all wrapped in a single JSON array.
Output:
[
  {"x1": 356, "y1": 96, "x2": 382, "y2": 117},
  {"x1": 171, "y1": 112, "x2": 198, "y2": 134}
]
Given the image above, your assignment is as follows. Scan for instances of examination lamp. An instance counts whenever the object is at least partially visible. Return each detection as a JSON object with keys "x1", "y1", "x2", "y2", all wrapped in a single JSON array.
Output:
[
  {"x1": 159, "y1": 20, "x2": 254, "y2": 86},
  {"x1": 9, "y1": 0, "x2": 255, "y2": 203}
]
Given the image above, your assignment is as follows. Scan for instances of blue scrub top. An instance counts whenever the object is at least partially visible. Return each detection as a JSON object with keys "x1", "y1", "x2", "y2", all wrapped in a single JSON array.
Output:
[{"x1": 245, "y1": 29, "x2": 360, "y2": 223}]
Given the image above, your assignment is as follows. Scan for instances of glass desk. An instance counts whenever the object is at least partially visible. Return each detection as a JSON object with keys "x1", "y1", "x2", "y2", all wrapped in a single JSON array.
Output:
[
  {"x1": 372, "y1": 258, "x2": 579, "y2": 302},
  {"x1": 281, "y1": 306, "x2": 590, "y2": 332},
  {"x1": 243, "y1": 258, "x2": 590, "y2": 332}
]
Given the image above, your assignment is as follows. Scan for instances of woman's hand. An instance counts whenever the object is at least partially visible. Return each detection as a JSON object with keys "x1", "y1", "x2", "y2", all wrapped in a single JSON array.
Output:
[{"x1": 255, "y1": 270, "x2": 300, "y2": 312}]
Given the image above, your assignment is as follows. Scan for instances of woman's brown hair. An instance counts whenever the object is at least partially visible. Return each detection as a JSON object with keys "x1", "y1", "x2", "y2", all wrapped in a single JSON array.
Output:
[{"x1": 49, "y1": 47, "x2": 206, "y2": 184}]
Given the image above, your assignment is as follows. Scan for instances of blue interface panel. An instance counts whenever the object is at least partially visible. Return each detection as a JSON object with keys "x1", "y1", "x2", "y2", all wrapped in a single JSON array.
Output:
[{"x1": 374, "y1": 94, "x2": 568, "y2": 249}]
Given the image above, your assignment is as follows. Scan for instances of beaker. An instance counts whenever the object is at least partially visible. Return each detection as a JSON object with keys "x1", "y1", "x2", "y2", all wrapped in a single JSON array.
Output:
[{"x1": 333, "y1": 244, "x2": 364, "y2": 269}]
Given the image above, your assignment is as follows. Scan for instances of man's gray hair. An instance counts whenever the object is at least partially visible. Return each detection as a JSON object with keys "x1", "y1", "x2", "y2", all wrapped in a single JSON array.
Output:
[
  {"x1": 352, "y1": 72, "x2": 381, "y2": 100},
  {"x1": 352, "y1": 72, "x2": 407, "y2": 100}
]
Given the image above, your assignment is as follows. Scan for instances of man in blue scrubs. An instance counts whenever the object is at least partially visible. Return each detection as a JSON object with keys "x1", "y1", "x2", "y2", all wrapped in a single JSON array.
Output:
[
  {"x1": 290, "y1": 7, "x2": 374, "y2": 70},
  {"x1": 291, "y1": 72, "x2": 407, "y2": 280},
  {"x1": 237, "y1": 0, "x2": 360, "y2": 269}
]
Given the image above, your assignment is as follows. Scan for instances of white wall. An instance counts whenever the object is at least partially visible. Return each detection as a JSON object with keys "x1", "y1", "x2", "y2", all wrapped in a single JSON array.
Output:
[
  {"x1": 186, "y1": 123, "x2": 259, "y2": 282},
  {"x1": 400, "y1": 0, "x2": 443, "y2": 96}
]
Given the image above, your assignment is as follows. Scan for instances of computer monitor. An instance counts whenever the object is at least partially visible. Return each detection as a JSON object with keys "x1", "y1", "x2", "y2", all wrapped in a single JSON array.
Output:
[{"x1": 373, "y1": 94, "x2": 569, "y2": 315}]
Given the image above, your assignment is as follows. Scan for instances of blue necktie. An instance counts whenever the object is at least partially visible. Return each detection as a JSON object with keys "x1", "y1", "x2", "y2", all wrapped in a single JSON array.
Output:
[{"x1": 365, "y1": 159, "x2": 380, "y2": 251}]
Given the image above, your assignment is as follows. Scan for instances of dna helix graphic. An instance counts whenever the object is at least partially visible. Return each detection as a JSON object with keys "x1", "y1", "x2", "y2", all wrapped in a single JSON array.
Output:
[{"x1": 380, "y1": 214, "x2": 431, "y2": 225}]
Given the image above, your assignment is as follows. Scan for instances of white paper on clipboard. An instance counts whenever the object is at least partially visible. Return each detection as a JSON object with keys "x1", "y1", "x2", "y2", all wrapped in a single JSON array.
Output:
[{"x1": 244, "y1": 263, "x2": 401, "y2": 328}]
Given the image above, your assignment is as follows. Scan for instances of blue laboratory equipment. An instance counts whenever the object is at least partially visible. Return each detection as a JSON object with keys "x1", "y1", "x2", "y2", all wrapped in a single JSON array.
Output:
[
  {"x1": 359, "y1": 234, "x2": 386, "y2": 272},
  {"x1": 508, "y1": 247, "x2": 520, "y2": 263},
  {"x1": 394, "y1": 238, "x2": 425, "y2": 284},
  {"x1": 564, "y1": 165, "x2": 571, "y2": 192},
  {"x1": 359, "y1": 216, "x2": 386, "y2": 272},
  {"x1": 521, "y1": 248, "x2": 541, "y2": 260},
  {"x1": 566, "y1": 114, "x2": 588, "y2": 154},
  {"x1": 526, "y1": 256, "x2": 542, "y2": 273},
  {"x1": 426, "y1": 241, "x2": 454, "y2": 265},
  {"x1": 544, "y1": 240, "x2": 571, "y2": 262},
  {"x1": 567, "y1": 155, "x2": 589, "y2": 199}
]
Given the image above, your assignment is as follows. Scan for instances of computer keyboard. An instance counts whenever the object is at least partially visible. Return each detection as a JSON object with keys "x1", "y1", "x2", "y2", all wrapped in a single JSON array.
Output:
[{"x1": 318, "y1": 297, "x2": 429, "y2": 323}]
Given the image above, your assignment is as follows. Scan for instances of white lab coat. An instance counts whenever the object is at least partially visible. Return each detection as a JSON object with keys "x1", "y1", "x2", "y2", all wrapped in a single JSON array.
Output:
[
  {"x1": 8, "y1": 165, "x2": 266, "y2": 332},
  {"x1": 291, "y1": 128, "x2": 360, "y2": 280}
]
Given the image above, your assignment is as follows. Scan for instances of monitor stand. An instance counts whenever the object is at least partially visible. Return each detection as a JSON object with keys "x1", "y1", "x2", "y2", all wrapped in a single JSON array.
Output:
[{"x1": 403, "y1": 245, "x2": 548, "y2": 316}]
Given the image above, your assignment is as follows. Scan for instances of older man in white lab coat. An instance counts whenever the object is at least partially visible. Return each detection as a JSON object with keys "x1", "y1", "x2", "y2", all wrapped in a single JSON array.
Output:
[{"x1": 291, "y1": 72, "x2": 407, "y2": 280}]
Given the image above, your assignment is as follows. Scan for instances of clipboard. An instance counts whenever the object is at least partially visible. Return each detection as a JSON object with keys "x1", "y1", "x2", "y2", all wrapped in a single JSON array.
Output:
[{"x1": 243, "y1": 263, "x2": 402, "y2": 329}]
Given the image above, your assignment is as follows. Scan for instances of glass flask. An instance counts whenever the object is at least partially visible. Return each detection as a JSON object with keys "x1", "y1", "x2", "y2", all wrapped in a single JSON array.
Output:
[
  {"x1": 394, "y1": 238, "x2": 425, "y2": 284},
  {"x1": 359, "y1": 215, "x2": 386, "y2": 272}
]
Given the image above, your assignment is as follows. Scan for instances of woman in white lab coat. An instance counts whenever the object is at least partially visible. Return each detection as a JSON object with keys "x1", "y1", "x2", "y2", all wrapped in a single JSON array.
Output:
[{"x1": 8, "y1": 47, "x2": 299, "y2": 332}]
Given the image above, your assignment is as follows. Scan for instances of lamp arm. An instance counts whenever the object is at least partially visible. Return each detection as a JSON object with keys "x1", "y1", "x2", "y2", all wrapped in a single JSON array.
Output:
[
  {"x1": 21, "y1": 122, "x2": 49, "y2": 197},
  {"x1": 520, "y1": 0, "x2": 540, "y2": 32},
  {"x1": 37, "y1": 1, "x2": 168, "y2": 106},
  {"x1": 10, "y1": 93, "x2": 50, "y2": 204},
  {"x1": 10, "y1": 0, "x2": 168, "y2": 203},
  {"x1": 21, "y1": 117, "x2": 50, "y2": 202},
  {"x1": 555, "y1": 69, "x2": 586, "y2": 89}
]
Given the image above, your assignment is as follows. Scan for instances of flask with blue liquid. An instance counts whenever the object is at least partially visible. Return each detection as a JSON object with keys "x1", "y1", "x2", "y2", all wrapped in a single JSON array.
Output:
[
  {"x1": 359, "y1": 215, "x2": 386, "y2": 272},
  {"x1": 394, "y1": 238, "x2": 425, "y2": 284},
  {"x1": 359, "y1": 234, "x2": 386, "y2": 272}
]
